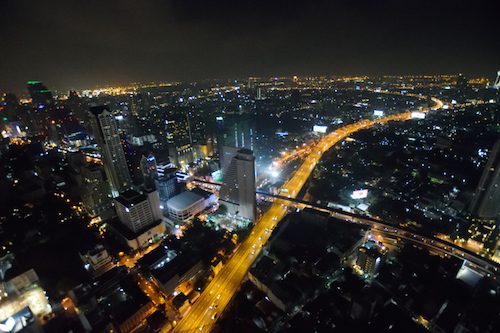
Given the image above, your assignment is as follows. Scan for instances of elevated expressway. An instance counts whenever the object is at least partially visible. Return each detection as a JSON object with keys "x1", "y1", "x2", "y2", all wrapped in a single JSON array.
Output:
[{"x1": 172, "y1": 96, "x2": 469, "y2": 332}]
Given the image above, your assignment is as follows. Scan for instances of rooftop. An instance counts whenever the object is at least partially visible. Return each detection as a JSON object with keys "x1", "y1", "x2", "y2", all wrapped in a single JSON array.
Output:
[
  {"x1": 166, "y1": 191, "x2": 204, "y2": 211},
  {"x1": 89, "y1": 105, "x2": 111, "y2": 116},
  {"x1": 114, "y1": 189, "x2": 147, "y2": 207}
]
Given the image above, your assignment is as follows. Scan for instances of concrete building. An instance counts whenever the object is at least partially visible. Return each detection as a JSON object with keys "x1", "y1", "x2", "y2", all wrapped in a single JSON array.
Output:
[
  {"x1": 469, "y1": 139, "x2": 500, "y2": 220},
  {"x1": 114, "y1": 189, "x2": 162, "y2": 233},
  {"x1": 68, "y1": 268, "x2": 153, "y2": 333},
  {"x1": 89, "y1": 106, "x2": 132, "y2": 196},
  {"x1": 357, "y1": 246, "x2": 382, "y2": 277},
  {"x1": 80, "y1": 163, "x2": 112, "y2": 217},
  {"x1": 150, "y1": 250, "x2": 204, "y2": 296},
  {"x1": 168, "y1": 143, "x2": 194, "y2": 167},
  {"x1": 166, "y1": 189, "x2": 215, "y2": 224},
  {"x1": 79, "y1": 244, "x2": 115, "y2": 277},
  {"x1": 219, "y1": 145, "x2": 240, "y2": 174},
  {"x1": 155, "y1": 167, "x2": 178, "y2": 204},
  {"x1": 219, "y1": 148, "x2": 256, "y2": 221},
  {"x1": 111, "y1": 189, "x2": 166, "y2": 250}
]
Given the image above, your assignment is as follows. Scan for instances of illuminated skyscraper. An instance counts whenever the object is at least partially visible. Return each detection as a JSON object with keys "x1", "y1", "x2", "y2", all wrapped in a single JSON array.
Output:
[
  {"x1": 89, "y1": 106, "x2": 132, "y2": 196},
  {"x1": 470, "y1": 139, "x2": 500, "y2": 220},
  {"x1": 219, "y1": 148, "x2": 256, "y2": 221}
]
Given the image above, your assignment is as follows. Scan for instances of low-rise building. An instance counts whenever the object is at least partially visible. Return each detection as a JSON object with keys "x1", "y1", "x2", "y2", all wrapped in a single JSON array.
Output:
[
  {"x1": 68, "y1": 267, "x2": 154, "y2": 333},
  {"x1": 150, "y1": 250, "x2": 204, "y2": 296},
  {"x1": 166, "y1": 189, "x2": 215, "y2": 224},
  {"x1": 79, "y1": 244, "x2": 115, "y2": 277},
  {"x1": 0, "y1": 269, "x2": 52, "y2": 332}
]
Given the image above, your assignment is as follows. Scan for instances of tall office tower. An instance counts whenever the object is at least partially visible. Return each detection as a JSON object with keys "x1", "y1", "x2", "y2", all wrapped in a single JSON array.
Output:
[
  {"x1": 469, "y1": 139, "x2": 500, "y2": 220},
  {"x1": 89, "y1": 106, "x2": 132, "y2": 196},
  {"x1": 456, "y1": 74, "x2": 469, "y2": 102},
  {"x1": 220, "y1": 146, "x2": 240, "y2": 174},
  {"x1": 114, "y1": 189, "x2": 162, "y2": 233},
  {"x1": 128, "y1": 93, "x2": 150, "y2": 119},
  {"x1": 143, "y1": 187, "x2": 164, "y2": 221},
  {"x1": 140, "y1": 153, "x2": 158, "y2": 188},
  {"x1": 256, "y1": 87, "x2": 264, "y2": 100},
  {"x1": 219, "y1": 148, "x2": 256, "y2": 221},
  {"x1": 80, "y1": 163, "x2": 112, "y2": 217},
  {"x1": 247, "y1": 77, "x2": 258, "y2": 89},
  {"x1": 66, "y1": 90, "x2": 89, "y2": 125},
  {"x1": 356, "y1": 246, "x2": 382, "y2": 277},
  {"x1": 27, "y1": 80, "x2": 54, "y2": 107}
]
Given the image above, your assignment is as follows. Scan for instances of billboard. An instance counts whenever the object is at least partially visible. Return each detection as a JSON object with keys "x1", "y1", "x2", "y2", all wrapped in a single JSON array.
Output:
[
  {"x1": 373, "y1": 110, "x2": 384, "y2": 117},
  {"x1": 351, "y1": 189, "x2": 368, "y2": 199},
  {"x1": 411, "y1": 111, "x2": 426, "y2": 119},
  {"x1": 313, "y1": 125, "x2": 327, "y2": 133}
]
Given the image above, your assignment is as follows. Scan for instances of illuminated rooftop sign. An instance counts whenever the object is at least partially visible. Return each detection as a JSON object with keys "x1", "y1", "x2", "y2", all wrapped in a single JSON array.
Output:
[
  {"x1": 351, "y1": 189, "x2": 368, "y2": 199},
  {"x1": 411, "y1": 111, "x2": 426, "y2": 119},
  {"x1": 313, "y1": 125, "x2": 327, "y2": 133}
]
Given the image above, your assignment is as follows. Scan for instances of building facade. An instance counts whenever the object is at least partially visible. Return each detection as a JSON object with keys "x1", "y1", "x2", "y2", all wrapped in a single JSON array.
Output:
[
  {"x1": 89, "y1": 106, "x2": 132, "y2": 196},
  {"x1": 469, "y1": 139, "x2": 500, "y2": 220},
  {"x1": 166, "y1": 190, "x2": 215, "y2": 224},
  {"x1": 219, "y1": 148, "x2": 256, "y2": 221}
]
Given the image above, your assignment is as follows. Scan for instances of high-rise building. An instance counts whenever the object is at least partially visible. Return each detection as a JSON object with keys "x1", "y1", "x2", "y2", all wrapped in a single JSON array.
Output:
[
  {"x1": 27, "y1": 80, "x2": 53, "y2": 107},
  {"x1": 114, "y1": 189, "x2": 163, "y2": 233},
  {"x1": 469, "y1": 139, "x2": 500, "y2": 220},
  {"x1": 155, "y1": 166, "x2": 178, "y2": 204},
  {"x1": 89, "y1": 106, "x2": 132, "y2": 196},
  {"x1": 219, "y1": 148, "x2": 256, "y2": 221},
  {"x1": 356, "y1": 246, "x2": 382, "y2": 277},
  {"x1": 80, "y1": 163, "x2": 112, "y2": 217},
  {"x1": 66, "y1": 90, "x2": 89, "y2": 125},
  {"x1": 168, "y1": 143, "x2": 194, "y2": 167},
  {"x1": 140, "y1": 153, "x2": 158, "y2": 188},
  {"x1": 256, "y1": 87, "x2": 264, "y2": 100},
  {"x1": 220, "y1": 146, "x2": 240, "y2": 174}
]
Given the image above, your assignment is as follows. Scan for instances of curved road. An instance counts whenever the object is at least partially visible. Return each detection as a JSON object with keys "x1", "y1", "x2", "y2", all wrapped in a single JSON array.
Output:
[{"x1": 172, "y1": 95, "x2": 444, "y2": 333}]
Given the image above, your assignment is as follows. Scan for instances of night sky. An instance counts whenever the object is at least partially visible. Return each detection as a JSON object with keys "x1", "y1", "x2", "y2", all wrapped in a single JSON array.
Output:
[{"x1": 1, "y1": 0, "x2": 499, "y2": 93}]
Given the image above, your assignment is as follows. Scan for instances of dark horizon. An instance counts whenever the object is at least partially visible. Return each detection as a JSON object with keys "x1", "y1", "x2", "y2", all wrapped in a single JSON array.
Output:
[{"x1": 1, "y1": 0, "x2": 499, "y2": 93}]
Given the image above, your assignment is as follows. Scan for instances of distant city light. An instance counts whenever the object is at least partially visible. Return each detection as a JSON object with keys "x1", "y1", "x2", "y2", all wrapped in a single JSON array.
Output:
[
  {"x1": 276, "y1": 131, "x2": 289, "y2": 137},
  {"x1": 373, "y1": 110, "x2": 384, "y2": 117}
]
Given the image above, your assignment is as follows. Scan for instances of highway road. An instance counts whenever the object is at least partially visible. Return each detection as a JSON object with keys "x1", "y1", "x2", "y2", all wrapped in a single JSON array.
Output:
[{"x1": 172, "y1": 96, "x2": 444, "y2": 332}]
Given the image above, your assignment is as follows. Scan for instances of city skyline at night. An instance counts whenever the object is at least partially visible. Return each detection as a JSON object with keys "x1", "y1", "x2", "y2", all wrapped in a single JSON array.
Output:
[
  {"x1": 1, "y1": 0, "x2": 500, "y2": 92},
  {"x1": 0, "y1": 2, "x2": 499, "y2": 333}
]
